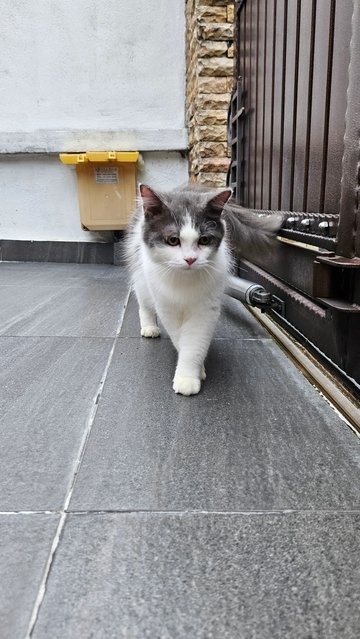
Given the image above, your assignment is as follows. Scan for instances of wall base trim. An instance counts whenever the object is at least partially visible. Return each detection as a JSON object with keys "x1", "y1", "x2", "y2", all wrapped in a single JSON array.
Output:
[{"x1": 0, "y1": 240, "x2": 115, "y2": 264}]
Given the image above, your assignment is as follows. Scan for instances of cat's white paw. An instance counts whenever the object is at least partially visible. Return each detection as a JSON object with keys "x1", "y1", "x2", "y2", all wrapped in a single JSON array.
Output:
[
  {"x1": 200, "y1": 366, "x2": 206, "y2": 381},
  {"x1": 173, "y1": 375, "x2": 201, "y2": 396},
  {"x1": 141, "y1": 325, "x2": 161, "y2": 338}
]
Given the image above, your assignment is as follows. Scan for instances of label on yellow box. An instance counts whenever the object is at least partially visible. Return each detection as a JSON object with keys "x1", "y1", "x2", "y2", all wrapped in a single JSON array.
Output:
[{"x1": 94, "y1": 167, "x2": 119, "y2": 184}]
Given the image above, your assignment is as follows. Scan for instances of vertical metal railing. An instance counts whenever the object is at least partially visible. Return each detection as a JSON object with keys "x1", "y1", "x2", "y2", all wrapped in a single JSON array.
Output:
[
  {"x1": 231, "y1": 0, "x2": 355, "y2": 248},
  {"x1": 230, "y1": 0, "x2": 360, "y2": 391}
]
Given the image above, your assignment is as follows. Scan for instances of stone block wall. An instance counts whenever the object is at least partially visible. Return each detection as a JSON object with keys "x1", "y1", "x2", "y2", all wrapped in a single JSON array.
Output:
[{"x1": 186, "y1": 0, "x2": 234, "y2": 187}]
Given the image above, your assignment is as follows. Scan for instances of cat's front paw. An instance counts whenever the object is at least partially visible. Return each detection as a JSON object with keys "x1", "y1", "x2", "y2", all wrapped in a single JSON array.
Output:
[
  {"x1": 200, "y1": 365, "x2": 206, "y2": 381},
  {"x1": 173, "y1": 375, "x2": 201, "y2": 396},
  {"x1": 141, "y1": 325, "x2": 161, "y2": 338}
]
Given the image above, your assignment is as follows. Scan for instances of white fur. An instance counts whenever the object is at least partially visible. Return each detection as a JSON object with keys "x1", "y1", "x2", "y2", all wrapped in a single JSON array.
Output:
[{"x1": 126, "y1": 213, "x2": 231, "y2": 396}]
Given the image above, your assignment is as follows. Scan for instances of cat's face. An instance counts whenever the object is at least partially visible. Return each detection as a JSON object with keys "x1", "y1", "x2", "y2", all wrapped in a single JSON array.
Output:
[{"x1": 139, "y1": 185, "x2": 231, "y2": 272}]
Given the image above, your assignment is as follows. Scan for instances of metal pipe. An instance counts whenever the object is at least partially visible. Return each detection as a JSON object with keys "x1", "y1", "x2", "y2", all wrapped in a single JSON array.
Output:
[{"x1": 226, "y1": 275, "x2": 274, "y2": 309}]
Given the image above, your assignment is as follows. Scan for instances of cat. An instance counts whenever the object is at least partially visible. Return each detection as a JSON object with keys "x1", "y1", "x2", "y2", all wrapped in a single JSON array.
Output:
[{"x1": 125, "y1": 183, "x2": 283, "y2": 396}]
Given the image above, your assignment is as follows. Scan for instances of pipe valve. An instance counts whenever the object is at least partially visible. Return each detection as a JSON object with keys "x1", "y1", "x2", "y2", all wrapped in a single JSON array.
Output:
[{"x1": 226, "y1": 275, "x2": 282, "y2": 312}]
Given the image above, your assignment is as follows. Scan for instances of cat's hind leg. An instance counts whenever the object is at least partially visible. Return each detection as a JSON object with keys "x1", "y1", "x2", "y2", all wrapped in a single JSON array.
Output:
[{"x1": 133, "y1": 281, "x2": 160, "y2": 338}]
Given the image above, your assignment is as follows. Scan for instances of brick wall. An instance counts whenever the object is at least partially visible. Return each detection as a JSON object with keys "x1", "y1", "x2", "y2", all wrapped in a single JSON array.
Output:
[{"x1": 186, "y1": 0, "x2": 234, "y2": 187}]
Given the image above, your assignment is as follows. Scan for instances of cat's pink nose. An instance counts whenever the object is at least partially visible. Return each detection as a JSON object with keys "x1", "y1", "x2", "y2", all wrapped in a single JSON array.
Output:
[{"x1": 184, "y1": 257, "x2": 197, "y2": 266}]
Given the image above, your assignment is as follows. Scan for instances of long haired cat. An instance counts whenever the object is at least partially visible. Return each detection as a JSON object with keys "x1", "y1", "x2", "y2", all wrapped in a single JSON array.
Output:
[{"x1": 125, "y1": 184, "x2": 282, "y2": 396}]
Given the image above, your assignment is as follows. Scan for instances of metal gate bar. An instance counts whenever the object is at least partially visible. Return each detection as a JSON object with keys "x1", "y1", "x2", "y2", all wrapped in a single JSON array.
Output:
[
  {"x1": 230, "y1": 0, "x2": 360, "y2": 393},
  {"x1": 233, "y1": 0, "x2": 352, "y2": 222}
]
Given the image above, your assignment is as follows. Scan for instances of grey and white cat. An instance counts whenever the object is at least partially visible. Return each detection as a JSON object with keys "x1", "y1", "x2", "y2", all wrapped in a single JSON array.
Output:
[{"x1": 125, "y1": 184, "x2": 282, "y2": 396}]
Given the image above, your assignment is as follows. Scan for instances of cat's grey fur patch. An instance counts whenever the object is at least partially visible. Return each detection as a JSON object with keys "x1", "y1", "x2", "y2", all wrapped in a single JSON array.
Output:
[
  {"x1": 136, "y1": 183, "x2": 283, "y2": 256},
  {"x1": 141, "y1": 186, "x2": 226, "y2": 249}
]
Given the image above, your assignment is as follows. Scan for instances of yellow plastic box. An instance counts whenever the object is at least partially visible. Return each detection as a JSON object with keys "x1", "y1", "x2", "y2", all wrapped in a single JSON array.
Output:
[{"x1": 59, "y1": 151, "x2": 139, "y2": 230}]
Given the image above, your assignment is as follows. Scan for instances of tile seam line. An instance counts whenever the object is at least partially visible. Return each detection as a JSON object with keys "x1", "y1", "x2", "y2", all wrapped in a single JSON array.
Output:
[
  {"x1": 0, "y1": 334, "x2": 119, "y2": 340},
  {"x1": 25, "y1": 287, "x2": 131, "y2": 639},
  {"x1": 116, "y1": 336, "x2": 272, "y2": 341},
  {"x1": 3, "y1": 509, "x2": 359, "y2": 516},
  {"x1": 66, "y1": 508, "x2": 360, "y2": 515}
]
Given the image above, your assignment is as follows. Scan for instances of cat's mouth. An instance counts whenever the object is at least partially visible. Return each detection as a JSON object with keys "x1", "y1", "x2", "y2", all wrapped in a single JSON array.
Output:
[
  {"x1": 180, "y1": 263, "x2": 203, "y2": 272},
  {"x1": 167, "y1": 261, "x2": 205, "y2": 271}
]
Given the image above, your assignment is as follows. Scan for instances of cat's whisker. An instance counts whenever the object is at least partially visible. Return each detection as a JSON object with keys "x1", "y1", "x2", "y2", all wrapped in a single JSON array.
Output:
[{"x1": 203, "y1": 267, "x2": 220, "y2": 283}]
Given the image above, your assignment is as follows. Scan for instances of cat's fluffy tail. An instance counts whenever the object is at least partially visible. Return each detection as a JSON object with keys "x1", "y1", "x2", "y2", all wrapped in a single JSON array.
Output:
[{"x1": 223, "y1": 201, "x2": 284, "y2": 255}]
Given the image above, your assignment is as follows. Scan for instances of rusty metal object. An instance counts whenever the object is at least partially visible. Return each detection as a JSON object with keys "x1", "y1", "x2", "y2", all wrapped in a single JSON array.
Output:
[{"x1": 230, "y1": 0, "x2": 360, "y2": 390}]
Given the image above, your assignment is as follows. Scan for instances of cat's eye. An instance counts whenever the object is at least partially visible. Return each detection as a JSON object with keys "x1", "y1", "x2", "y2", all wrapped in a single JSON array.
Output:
[
  {"x1": 167, "y1": 236, "x2": 180, "y2": 246},
  {"x1": 199, "y1": 236, "x2": 211, "y2": 246}
]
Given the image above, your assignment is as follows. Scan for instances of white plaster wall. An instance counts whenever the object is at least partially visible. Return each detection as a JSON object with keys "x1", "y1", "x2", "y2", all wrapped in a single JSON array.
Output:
[
  {"x1": 0, "y1": 153, "x2": 188, "y2": 242},
  {"x1": 0, "y1": 0, "x2": 187, "y2": 152},
  {"x1": 0, "y1": 0, "x2": 188, "y2": 242}
]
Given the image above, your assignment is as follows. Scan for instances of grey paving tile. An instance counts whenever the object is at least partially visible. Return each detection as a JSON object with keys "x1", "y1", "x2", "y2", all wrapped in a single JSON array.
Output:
[
  {"x1": 32, "y1": 512, "x2": 360, "y2": 639},
  {"x1": 216, "y1": 295, "x2": 270, "y2": 338},
  {"x1": 0, "y1": 336, "x2": 112, "y2": 510},
  {"x1": 70, "y1": 338, "x2": 360, "y2": 511},
  {"x1": 0, "y1": 514, "x2": 59, "y2": 639},
  {"x1": 0, "y1": 262, "x2": 123, "y2": 286},
  {"x1": 0, "y1": 284, "x2": 128, "y2": 337},
  {"x1": 120, "y1": 292, "x2": 269, "y2": 339},
  {"x1": 0, "y1": 268, "x2": 129, "y2": 337},
  {"x1": 118, "y1": 292, "x2": 144, "y2": 337}
]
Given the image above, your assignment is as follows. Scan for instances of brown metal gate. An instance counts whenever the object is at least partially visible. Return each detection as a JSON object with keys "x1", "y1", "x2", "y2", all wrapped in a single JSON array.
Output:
[{"x1": 229, "y1": 0, "x2": 360, "y2": 394}]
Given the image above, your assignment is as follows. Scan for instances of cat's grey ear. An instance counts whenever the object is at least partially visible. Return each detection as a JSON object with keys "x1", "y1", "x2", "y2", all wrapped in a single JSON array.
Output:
[
  {"x1": 207, "y1": 188, "x2": 232, "y2": 213},
  {"x1": 139, "y1": 184, "x2": 162, "y2": 217}
]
